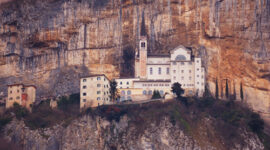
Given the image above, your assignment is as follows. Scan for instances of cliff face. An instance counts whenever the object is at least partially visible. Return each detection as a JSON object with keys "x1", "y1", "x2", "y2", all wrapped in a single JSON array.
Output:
[
  {"x1": 3, "y1": 115, "x2": 264, "y2": 150},
  {"x1": 0, "y1": 0, "x2": 269, "y2": 118}
]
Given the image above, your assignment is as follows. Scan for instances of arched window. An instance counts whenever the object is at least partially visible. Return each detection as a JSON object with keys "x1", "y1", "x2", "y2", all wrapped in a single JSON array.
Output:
[
  {"x1": 127, "y1": 90, "x2": 131, "y2": 95},
  {"x1": 175, "y1": 55, "x2": 186, "y2": 61},
  {"x1": 121, "y1": 90, "x2": 125, "y2": 95},
  {"x1": 143, "y1": 90, "x2": 147, "y2": 95}
]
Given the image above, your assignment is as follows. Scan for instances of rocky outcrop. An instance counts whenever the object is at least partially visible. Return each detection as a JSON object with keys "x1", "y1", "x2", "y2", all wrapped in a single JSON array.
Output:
[
  {"x1": 3, "y1": 115, "x2": 264, "y2": 150},
  {"x1": 0, "y1": 0, "x2": 269, "y2": 120}
]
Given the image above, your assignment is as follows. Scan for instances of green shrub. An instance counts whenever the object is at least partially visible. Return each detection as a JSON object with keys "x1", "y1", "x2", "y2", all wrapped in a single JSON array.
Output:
[
  {"x1": 13, "y1": 102, "x2": 29, "y2": 119},
  {"x1": 248, "y1": 113, "x2": 264, "y2": 133},
  {"x1": 0, "y1": 115, "x2": 12, "y2": 131},
  {"x1": 221, "y1": 110, "x2": 243, "y2": 126},
  {"x1": 152, "y1": 90, "x2": 161, "y2": 99}
]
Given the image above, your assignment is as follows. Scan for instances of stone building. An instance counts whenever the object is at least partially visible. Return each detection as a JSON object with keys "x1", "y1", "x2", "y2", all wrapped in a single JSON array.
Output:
[
  {"x1": 6, "y1": 84, "x2": 36, "y2": 111},
  {"x1": 117, "y1": 17, "x2": 205, "y2": 101},
  {"x1": 80, "y1": 74, "x2": 111, "y2": 109}
]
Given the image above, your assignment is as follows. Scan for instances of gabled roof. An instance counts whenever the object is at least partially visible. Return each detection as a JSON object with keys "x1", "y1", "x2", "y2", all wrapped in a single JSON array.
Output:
[
  {"x1": 7, "y1": 84, "x2": 37, "y2": 89},
  {"x1": 170, "y1": 45, "x2": 192, "y2": 53}
]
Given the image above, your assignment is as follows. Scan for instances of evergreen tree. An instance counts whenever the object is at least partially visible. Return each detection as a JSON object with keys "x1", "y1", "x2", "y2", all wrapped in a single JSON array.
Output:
[
  {"x1": 203, "y1": 83, "x2": 211, "y2": 98},
  {"x1": 240, "y1": 82, "x2": 244, "y2": 102},
  {"x1": 110, "y1": 80, "x2": 119, "y2": 102},
  {"x1": 233, "y1": 82, "x2": 236, "y2": 100},
  {"x1": 152, "y1": 90, "x2": 161, "y2": 99},
  {"x1": 225, "y1": 79, "x2": 229, "y2": 99},
  {"x1": 215, "y1": 78, "x2": 219, "y2": 100}
]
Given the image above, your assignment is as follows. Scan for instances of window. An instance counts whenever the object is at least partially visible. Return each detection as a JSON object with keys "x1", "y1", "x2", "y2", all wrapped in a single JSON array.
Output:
[
  {"x1": 173, "y1": 62, "x2": 176, "y2": 65},
  {"x1": 174, "y1": 76, "x2": 176, "y2": 80},
  {"x1": 16, "y1": 96, "x2": 20, "y2": 99},
  {"x1": 83, "y1": 79, "x2": 87, "y2": 82},
  {"x1": 189, "y1": 70, "x2": 191, "y2": 73},
  {"x1": 121, "y1": 90, "x2": 125, "y2": 95},
  {"x1": 127, "y1": 82, "x2": 129, "y2": 85},
  {"x1": 148, "y1": 90, "x2": 152, "y2": 95},
  {"x1": 83, "y1": 86, "x2": 87, "y2": 89},
  {"x1": 97, "y1": 84, "x2": 101, "y2": 87},
  {"x1": 197, "y1": 68, "x2": 199, "y2": 71},
  {"x1": 189, "y1": 76, "x2": 192, "y2": 80},
  {"x1": 120, "y1": 82, "x2": 122, "y2": 85},
  {"x1": 83, "y1": 99, "x2": 86, "y2": 102},
  {"x1": 107, "y1": 85, "x2": 109, "y2": 88},
  {"x1": 181, "y1": 70, "x2": 184, "y2": 73},
  {"x1": 197, "y1": 82, "x2": 199, "y2": 84},
  {"x1": 17, "y1": 90, "x2": 19, "y2": 93},
  {"x1": 104, "y1": 92, "x2": 106, "y2": 95},
  {"x1": 97, "y1": 97, "x2": 100, "y2": 100},
  {"x1": 197, "y1": 60, "x2": 199, "y2": 63},
  {"x1": 158, "y1": 67, "x2": 161, "y2": 75},
  {"x1": 9, "y1": 97, "x2": 13, "y2": 100},
  {"x1": 83, "y1": 93, "x2": 86, "y2": 96},
  {"x1": 181, "y1": 76, "x2": 184, "y2": 80},
  {"x1": 197, "y1": 75, "x2": 199, "y2": 77},
  {"x1": 160, "y1": 90, "x2": 164, "y2": 95},
  {"x1": 97, "y1": 91, "x2": 101, "y2": 94},
  {"x1": 141, "y1": 42, "x2": 145, "y2": 48},
  {"x1": 181, "y1": 62, "x2": 184, "y2": 65},
  {"x1": 10, "y1": 91, "x2": 12, "y2": 94},
  {"x1": 150, "y1": 68, "x2": 153, "y2": 75},
  {"x1": 202, "y1": 75, "x2": 204, "y2": 79},
  {"x1": 127, "y1": 90, "x2": 131, "y2": 95},
  {"x1": 127, "y1": 96, "x2": 132, "y2": 100},
  {"x1": 167, "y1": 68, "x2": 170, "y2": 75},
  {"x1": 173, "y1": 70, "x2": 176, "y2": 73},
  {"x1": 104, "y1": 78, "x2": 106, "y2": 81},
  {"x1": 189, "y1": 62, "x2": 192, "y2": 65},
  {"x1": 143, "y1": 90, "x2": 147, "y2": 95},
  {"x1": 97, "y1": 77, "x2": 101, "y2": 80}
]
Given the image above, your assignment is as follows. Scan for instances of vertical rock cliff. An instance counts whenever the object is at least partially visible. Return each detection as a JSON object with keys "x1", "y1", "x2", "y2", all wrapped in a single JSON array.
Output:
[{"x1": 0, "y1": 0, "x2": 269, "y2": 120}]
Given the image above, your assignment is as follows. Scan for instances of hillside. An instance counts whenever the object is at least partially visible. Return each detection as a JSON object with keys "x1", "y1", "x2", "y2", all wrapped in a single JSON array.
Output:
[{"x1": 1, "y1": 98, "x2": 269, "y2": 150}]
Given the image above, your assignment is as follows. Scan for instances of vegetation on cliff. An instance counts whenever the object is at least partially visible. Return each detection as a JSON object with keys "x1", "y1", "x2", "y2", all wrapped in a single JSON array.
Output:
[{"x1": 0, "y1": 92, "x2": 269, "y2": 149}]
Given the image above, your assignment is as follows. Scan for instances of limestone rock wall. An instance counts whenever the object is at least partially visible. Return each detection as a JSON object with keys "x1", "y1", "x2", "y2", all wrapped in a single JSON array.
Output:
[
  {"x1": 0, "y1": 0, "x2": 269, "y2": 118},
  {"x1": 3, "y1": 116, "x2": 264, "y2": 150}
]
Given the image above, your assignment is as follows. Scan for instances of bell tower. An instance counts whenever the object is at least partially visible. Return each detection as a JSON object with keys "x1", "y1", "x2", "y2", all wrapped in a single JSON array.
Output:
[{"x1": 135, "y1": 12, "x2": 148, "y2": 79}]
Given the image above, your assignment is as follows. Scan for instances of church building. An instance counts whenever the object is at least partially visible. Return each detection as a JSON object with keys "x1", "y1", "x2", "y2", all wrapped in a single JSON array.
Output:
[{"x1": 116, "y1": 15, "x2": 205, "y2": 101}]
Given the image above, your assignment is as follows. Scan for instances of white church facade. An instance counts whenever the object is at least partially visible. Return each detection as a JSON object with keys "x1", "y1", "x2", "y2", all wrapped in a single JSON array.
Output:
[{"x1": 116, "y1": 35, "x2": 205, "y2": 102}]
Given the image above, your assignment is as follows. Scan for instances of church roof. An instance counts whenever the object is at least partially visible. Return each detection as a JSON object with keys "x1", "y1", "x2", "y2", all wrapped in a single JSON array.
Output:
[
  {"x1": 147, "y1": 54, "x2": 170, "y2": 58},
  {"x1": 170, "y1": 45, "x2": 192, "y2": 53}
]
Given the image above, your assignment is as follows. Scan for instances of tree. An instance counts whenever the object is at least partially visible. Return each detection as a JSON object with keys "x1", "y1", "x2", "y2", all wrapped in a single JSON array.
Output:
[
  {"x1": 232, "y1": 81, "x2": 236, "y2": 100},
  {"x1": 225, "y1": 79, "x2": 229, "y2": 99},
  {"x1": 152, "y1": 90, "x2": 161, "y2": 99},
  {"x1": 240, "y1": 82, "x2": 244, "y2": 102},
  {"x1": 203, "y1": 83, "x2": 212, "y2": 98},
  {"x1": 215, "y1": 78, "x2": 219, "y2": 100},
  {"x1": 171, "y1": 82, "x2": 185, "y2": 99},
  {"x1": 110, "y1": 80, "x2": 119, "y2": 102}
]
